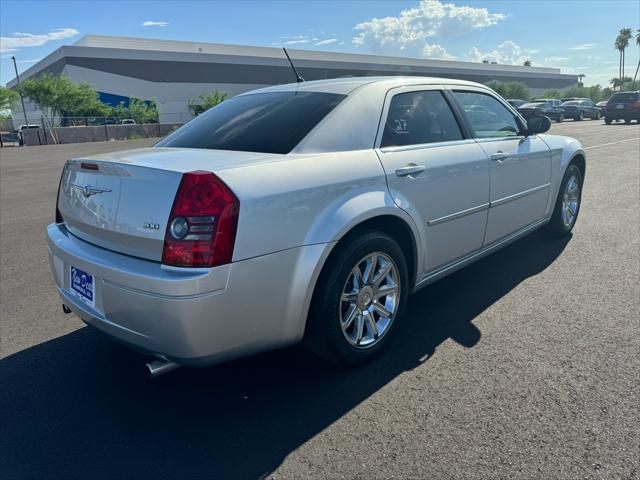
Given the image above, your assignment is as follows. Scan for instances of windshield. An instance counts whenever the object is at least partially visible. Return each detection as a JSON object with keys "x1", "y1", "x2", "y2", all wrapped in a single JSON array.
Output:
[
  {"x1": 562, "y1": 101, "x2": 580, "y2": 106},
  {"x1": 157, "y1": 91, "x2": 346, "y2": 154}
]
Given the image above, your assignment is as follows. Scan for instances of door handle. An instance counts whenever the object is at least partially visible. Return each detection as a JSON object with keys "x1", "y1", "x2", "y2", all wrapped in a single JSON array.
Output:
[
  {"x1": 490, "y1": 151, "x2": 509, "y2": 162},
  {"x1": 395, "y1": 165, "x2": 426, "y2": 177}
]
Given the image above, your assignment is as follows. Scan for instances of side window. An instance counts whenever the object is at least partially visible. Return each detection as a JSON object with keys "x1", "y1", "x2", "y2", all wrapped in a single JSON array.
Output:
[
  {"x1": 453, "y1": 91, "x2": 522, "y2": 138},
  {"x1": 381, "y1": 90, "x2": 463, "y2": 148}
]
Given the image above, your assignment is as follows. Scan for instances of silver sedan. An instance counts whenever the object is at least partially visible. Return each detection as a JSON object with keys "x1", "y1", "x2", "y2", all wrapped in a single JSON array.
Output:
[{"x1": 47, "y1": 77, "x2": 585, "y2": 375}]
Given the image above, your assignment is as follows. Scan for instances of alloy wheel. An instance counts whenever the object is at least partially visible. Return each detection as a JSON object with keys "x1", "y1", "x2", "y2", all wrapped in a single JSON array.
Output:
[
  {"x1": 339, "y1": 252, "x2": 400, "y2": 349},
  {"x1": 562, "y1": 175, "x2": 580, "y2": 228}
]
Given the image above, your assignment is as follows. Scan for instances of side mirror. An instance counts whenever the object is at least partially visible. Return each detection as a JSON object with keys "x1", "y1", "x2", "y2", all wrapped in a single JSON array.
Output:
[{"x1": 527, "y1": 115, "x2": 551, "y2": 135}]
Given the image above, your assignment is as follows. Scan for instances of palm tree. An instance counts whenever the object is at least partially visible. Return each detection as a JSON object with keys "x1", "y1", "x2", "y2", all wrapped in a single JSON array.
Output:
[
  {"x1": 633, "y1": 29, "x2": 640, "y2": 88},
  {"x1": 615, "y1": 35, "x2": 624, "y2": 90},
  {"x1": 619, "y1": 28, "x2": 632, "y2": 80}
]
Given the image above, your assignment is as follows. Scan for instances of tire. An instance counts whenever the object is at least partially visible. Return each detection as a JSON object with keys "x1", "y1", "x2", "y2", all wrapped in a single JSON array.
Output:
[
  {"x1": 304, "y1": 230, "x2": 409, "y2": 367},
  {"x1": 576, "y1": 111, "x2": 584, "y2": 121},
  {"x1": 625, "y1": 119, "x2": 632, "y2": 124},
  {"x1": 605, "y1": 116, "x2": 613, "y2": 125},
  {"x1": 556, "y1": 114, "x2": 564, "y2": 123},
  {"x1": 546, "y1": 164, "x2": 583, "y2": 237}
]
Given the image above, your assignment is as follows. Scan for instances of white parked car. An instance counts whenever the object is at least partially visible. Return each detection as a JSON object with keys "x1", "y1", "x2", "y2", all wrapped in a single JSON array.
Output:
[
  {"x1": 47, "y1": 77, "x2": 585, "y2": 376},
  {"x1": 121, "y1": 118, "x2": 136, "y2": 125}
]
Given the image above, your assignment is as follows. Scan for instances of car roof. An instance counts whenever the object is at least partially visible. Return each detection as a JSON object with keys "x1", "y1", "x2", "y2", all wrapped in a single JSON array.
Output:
[{"x1": 241, "y1": 76, "x2": 487, "y2": 96}]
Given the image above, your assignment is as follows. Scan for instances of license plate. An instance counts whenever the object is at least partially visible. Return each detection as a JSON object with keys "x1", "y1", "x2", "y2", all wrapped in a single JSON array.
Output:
[
  {"x1": 70, "y1": 266, "x2": 95, "y2": 307},
  {"x1": 616, "y1": 104, "x2": 624, "y2": 109}
]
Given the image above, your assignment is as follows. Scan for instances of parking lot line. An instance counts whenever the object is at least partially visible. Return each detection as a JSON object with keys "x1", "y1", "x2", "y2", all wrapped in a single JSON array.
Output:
[{"x1": 584, "y1": 137, "x2": 639, "y2": 150}]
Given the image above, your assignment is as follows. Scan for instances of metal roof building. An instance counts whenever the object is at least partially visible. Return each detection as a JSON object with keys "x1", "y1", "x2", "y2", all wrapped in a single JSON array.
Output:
[{"x1": 8, "y1": 34, "x2": 578, "y2": 124}]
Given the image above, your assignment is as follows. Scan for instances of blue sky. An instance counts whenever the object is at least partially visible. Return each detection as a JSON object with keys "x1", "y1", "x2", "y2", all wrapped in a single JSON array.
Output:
[{"x1": 1, "y1": 0, "x2": 638, "y2": 87}]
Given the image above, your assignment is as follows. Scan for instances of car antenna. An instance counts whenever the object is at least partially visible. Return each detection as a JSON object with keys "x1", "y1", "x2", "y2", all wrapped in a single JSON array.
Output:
[{"x1": 282, "y1": 47, "x2": 304, "y2": 83}]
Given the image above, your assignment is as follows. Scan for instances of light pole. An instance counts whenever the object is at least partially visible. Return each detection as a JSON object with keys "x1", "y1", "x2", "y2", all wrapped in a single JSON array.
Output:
[{"x1": 10, "y1": 56, "x2": 29, "y2": 127}]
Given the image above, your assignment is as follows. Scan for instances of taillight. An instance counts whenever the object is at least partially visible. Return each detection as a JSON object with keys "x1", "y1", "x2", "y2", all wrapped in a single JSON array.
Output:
[
  {"x1": 162, "y1": 171, "x2": 239, "y2": 268},
  {"x1": 632, "y1": 100, "x2": 640, "y2": 109}
]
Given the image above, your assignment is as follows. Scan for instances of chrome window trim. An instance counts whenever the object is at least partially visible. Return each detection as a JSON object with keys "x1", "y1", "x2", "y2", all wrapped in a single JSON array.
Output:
[{"x1": 379, "y1": 138, "x2": 477, "y2": 154}]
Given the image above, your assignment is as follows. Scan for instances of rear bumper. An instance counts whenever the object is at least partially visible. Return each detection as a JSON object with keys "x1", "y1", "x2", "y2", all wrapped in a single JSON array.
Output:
[
  {"x1": 47, "y1": 223, "x2": 330, "y2": 366},
  {"x1": 605, "y1": 111, "x2": 640, "y2": 120}
]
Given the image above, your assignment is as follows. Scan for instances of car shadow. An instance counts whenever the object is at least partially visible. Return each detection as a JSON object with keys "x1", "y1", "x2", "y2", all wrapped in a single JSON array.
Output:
[{"x1": 1, "y1": 230, "x2": 570, "y2": 479}]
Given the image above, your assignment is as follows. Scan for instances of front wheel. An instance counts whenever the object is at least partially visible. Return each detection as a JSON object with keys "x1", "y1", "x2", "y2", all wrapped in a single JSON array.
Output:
[
  {"x1": 576, "y1": 111, "x2": 584, "y2": 121},
  {"x1": 556, "y1": 114, "x2": 564, "y2": 123},
  {"x1": 304, "y1": 230, "x2": 409, "y2": 367},
  {"x1": 546, "y1": 164, "x2": 583, "y2": 236}
]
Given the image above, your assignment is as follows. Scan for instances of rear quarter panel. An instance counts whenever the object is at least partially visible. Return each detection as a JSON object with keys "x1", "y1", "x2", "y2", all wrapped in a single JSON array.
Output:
[{"x1": 216, "y1": 149, "x2": 420, "y2": 262}]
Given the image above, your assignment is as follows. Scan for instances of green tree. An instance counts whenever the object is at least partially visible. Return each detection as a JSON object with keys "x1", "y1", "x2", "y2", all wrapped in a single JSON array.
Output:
[
  {"x1": 112, "y1": 98, "x2": 159, "y2": 123},
  {"x1": 523, "y1": 60, "x2": 532, "y2": 67},
  {"x1": 188, "y1": 90, "x2": 228, "y2": 116},
  {"x1": 485, "y1": 81, "x2": 531, "y2": 100},
  {"x1": 0, "y1": 86, "x2": 20, "y2": 112},
  {"x1": 19, "y1": 73, "x2": 108, "y2": 124},
  {"x1": 540, "y1": 89, "x2": 563, "y2": 100}
]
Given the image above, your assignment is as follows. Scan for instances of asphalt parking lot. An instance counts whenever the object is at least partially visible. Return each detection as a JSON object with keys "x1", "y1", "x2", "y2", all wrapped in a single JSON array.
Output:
[{"x1": 1, "y1": 120, "x2": 639, "y2": 479}]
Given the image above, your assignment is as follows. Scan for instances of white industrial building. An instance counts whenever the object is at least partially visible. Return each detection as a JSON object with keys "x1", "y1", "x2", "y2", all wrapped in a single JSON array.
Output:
[{"x1": 8, "y1": 34, "x2": 578, "y2": 126}]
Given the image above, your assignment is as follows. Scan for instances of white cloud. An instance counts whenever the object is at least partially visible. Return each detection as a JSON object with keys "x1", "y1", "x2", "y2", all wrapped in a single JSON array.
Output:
[
  {"x1": 352, "y1": 0, "x2": 505, "y2": 59},
  {"x1": 570, "y1": 43, "x2": 596, "y2": 51},
  {"x1": 0, "y1": 28, "x2": 79, "y2": 54},
  {"x1": 18, "y1": 58, "x2": 42, "y2": 64},
  {"x1": 544, "y1": 56, "x2": 569, "y2": 63},
  {"x1": 284, "y1": 39, "x2": 309, "y2": 45},
  {"x1": 315, "y1": 38, "x2": 337, "y2": 46},
  {"x1": 142, "y1": 20, "x2": 169, "y2": 27},
  {"x1": 466, "y1": 40, "x2": 534, "y2": 65}
]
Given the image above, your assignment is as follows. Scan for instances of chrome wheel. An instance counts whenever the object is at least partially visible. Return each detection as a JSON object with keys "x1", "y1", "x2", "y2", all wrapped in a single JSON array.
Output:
[
  {"x1": 340, "y1": 252, "x2": 400, "y2": 349},
  {"x1": 562, "y1": 175, "x2": 580, "y2": 228}
]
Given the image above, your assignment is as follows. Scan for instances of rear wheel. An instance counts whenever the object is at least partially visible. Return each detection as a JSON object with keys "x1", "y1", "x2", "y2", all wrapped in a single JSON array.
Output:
[
  {"x1": 625, "y1": 119, "x2": 632, "y2": 124},
  {"x1": 556, "y1": 114, "x2": 564, "y2": 123},
  {"x1": 546, "y1": 164, "x2": 583, "y2": 236},
  {"x1": 304, "y1": 230, "x2": 409, "y2": 367},
  {"x1": 576, "y1": 111, "x2": 584, "y2": 121},
  {"x1": 605, "y1": 116, "x2": 613, "y2": 125}
]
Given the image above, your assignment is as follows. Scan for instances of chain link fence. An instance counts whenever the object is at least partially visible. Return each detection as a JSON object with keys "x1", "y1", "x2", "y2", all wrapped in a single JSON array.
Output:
[{"x1": 1, "y1": 114, "x2": 189, "y2": 147}]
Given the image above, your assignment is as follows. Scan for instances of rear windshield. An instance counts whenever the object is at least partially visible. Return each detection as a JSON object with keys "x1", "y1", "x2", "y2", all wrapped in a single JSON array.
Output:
[
  {"x1": 610, "y1": 92, "x2": 639, "y2": 102},
  {"x1": 156, "y1": 91, "x2": 346, "y2": 154}
]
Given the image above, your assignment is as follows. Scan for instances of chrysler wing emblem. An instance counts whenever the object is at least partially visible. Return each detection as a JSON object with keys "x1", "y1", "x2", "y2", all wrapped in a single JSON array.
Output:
[{"x1": 72, "y1": 183, "x2": 112, "y2": 198}]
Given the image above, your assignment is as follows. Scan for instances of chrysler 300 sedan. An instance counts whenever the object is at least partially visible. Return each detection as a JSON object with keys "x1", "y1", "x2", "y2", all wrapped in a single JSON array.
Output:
[{"x1": 47, "y1": 77, "x2": 585, "y2": 376}]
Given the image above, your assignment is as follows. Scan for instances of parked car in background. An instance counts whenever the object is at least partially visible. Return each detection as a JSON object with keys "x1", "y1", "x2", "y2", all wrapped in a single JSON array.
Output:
[
  {"x1": 560, "y1": 99, "x2": 601, "y2": 120},
  {"x1": 48, "y1": 77, "x2": 585, "y2": 375},
  {"x1": 596, "y1": 100, "x2": 608, "y2": 115},
  {"x1": 17, "y1": 124, "x2": 41, "y2": 146},
  {"x1": 121, "y1": 118, "x2": 136, "y2": 125},
  {"x1": 517, "y1": 99, "x2": 565, "y2": 122},
  {"x1": 507, "y1": 99, "x2": 527, "y2": 108},
  {"x1": 604, "y1": 91, "x2": 640, "y2": 124}
]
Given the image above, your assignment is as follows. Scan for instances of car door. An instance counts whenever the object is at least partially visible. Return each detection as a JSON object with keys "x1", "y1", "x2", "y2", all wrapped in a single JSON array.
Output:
[
  {"x1": 450, "y1": 89, "x2": 552, "y2": 246},
  {"x1": 375, "y1": 86, "x2": 490, "y2": 274}
]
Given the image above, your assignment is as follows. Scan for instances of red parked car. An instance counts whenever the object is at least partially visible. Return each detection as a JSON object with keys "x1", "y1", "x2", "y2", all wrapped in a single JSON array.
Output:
[{"x1": 604, "y1": 91, "x2": 640, "y2": 124}]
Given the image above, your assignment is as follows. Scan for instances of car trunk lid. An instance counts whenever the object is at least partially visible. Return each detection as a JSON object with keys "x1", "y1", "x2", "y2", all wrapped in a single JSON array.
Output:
[{"x1": 58, "y1": 147, "x2": 279, "y2": 261}]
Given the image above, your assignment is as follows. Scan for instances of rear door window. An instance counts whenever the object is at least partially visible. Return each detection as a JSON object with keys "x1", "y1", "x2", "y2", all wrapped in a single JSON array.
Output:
[
  {"x1": 156, "y1": 91, "x2": 346, "y2": 154},
  {"x1": 381, "y1": 90, "x2": 463, "y2": 147}
]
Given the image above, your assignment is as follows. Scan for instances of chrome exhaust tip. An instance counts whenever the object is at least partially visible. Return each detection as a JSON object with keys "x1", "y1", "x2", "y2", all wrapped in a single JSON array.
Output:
[{"x1": 146, "y1": 358, "x2": 180, "y2": 378}]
